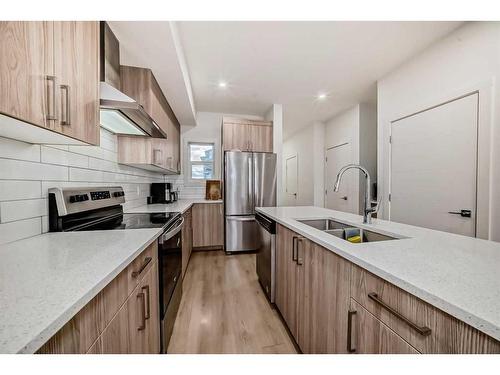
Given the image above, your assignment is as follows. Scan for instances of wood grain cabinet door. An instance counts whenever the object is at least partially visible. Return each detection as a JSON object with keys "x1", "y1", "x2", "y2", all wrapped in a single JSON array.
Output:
[
  {"x1": 192, "y1": 203, "x2": 224, "y2": 248},
  {"x1": 297, "y1": 241, "x2": 351, "y2": 354},
  {"x1": 349, "y1": 299, "x2": 419, "y2": 354},
  {"x1": 223, "y1": 122, "x2": 250, "y2": 151},
  {"x1": 53, "y1": 21, "x2": 99, "y2": 145},
  {"x1": 275, "y1": 224, "x2": 300, "y2": 340},
  {"x1": 142, "y1": 262, "x2": 160, "y2": 354},
  {"x1": 248, "y1": 124, "x2": 273, "y2": 152},
  {"x1": 0, "y1": 21, "x2": 54, "y2": 128}
]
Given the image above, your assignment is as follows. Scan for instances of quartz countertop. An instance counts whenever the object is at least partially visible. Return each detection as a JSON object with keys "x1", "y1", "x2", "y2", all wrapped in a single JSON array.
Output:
[
  {"x1": 125, "y1": 199, "x2": 223, "y2": 215},
  {"x1": 0, "y1": 229, "x2": 163, "y2": 354},
  {"x1": 256, "y1": 206, "x2": 500, "y2": 342}
]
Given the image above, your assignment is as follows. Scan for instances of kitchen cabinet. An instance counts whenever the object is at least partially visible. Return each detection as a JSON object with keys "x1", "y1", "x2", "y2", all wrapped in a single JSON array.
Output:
[
  {"x1": 350, "y1": 264, "x2": 500, "y2": 354},
  {"x1": 348, "y1": 299, "x2": 419, "y2": 354},
  {"x1": 222, "y1": 117, "x2": 273, "y2": 152},
  {"x1": 117, "y1": 135, "x2": 176, "y2": 173},
  {"x1": 275, "y1": 224, "x2": 350, "y2": 353},
  {"x1": 275, "y1": 224, "x2": 300, "y2": 339},
  {"x1": 37, "y1": 241, "x2": 160, "y2": 354},
  {"x1": 192, "y1": 203, "x2": 224, "y2": 249},
  {"x1": 274, "y1": 223, "x2": 500, "y2": 354},
  {"x1": 182, "y1": 207, "x2": 193, "y2": 278},
  {"x1": 0, "y1": 21, "x2": 99, "y2": 145},
  {"x1": 120, "y1": 65, "x2": 181, "y2": 173}
]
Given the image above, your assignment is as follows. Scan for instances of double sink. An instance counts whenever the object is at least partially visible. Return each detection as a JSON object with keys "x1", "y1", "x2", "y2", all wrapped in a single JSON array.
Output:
[{"x1": 297, "y1": 218, "x2": 399, "y2": 243}]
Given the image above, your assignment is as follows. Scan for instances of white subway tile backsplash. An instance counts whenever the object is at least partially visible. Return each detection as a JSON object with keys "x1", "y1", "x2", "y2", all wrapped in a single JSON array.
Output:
[
  {"x1": 41, "y1": 146, "x2": 89, "y2": 168},
  {"x1": 0, "y1": 159, "x2": 68, "y2": 181},
  {"x1": 0, "y1": 181, "x2": 41, "y2": 201},
  {"x1": 0, "y1": 137, "x2": 40, "y2": 162},
  {"x1": 0, "y1": 217, "x2": 41, "y2": 245},
  {"x1": 0, "y1": 199, "x2": 47, "y2": 223},
  {"x1": 0, "y1": 129, "x2": 169, "y2": 244}
]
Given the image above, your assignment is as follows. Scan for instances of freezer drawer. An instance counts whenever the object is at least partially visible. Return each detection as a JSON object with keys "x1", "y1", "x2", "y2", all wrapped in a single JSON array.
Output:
[{"x1": 225, "y1": 216, "x2": 261, "y2": 252}]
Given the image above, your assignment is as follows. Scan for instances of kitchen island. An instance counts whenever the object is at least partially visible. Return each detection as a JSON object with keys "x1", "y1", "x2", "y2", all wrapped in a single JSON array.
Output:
[{"x1": 257, "y1": 206, "x2": 500, "y2": 353}]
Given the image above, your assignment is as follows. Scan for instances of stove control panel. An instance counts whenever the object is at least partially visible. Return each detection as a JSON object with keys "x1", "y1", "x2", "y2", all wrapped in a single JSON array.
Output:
[
  {"x1": 90, "y1": 190, "x2": 111, "y2": 201},
  {"x1": 48, "y1": 186, "x2": 126, "y2": 216},
  {"x1": 69, "y1": 194, "x2": 89, "y2": 203}
]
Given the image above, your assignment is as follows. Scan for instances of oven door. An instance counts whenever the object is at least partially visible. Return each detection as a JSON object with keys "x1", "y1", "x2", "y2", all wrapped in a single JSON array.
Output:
[{"x1": 158, "y1": 216, "x2": 183, "y2": 353}]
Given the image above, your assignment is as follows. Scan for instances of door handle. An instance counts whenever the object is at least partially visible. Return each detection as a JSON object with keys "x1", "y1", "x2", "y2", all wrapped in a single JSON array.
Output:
[
  {"x1": 142, "y1": 285, "x2": 150, "y2": 320},
  {"x1": 448, "y1": 209, "x2": 471, "y2": 218},
  {"x1": 137, "y1": 292, "x2": 146, "y2": 331},
  {"x1": 347, "y1": 309, "x2": 357, "y2": 353},
  {"x1": 60, "y1": 84, "x2": 71, "y2": 126},
  {"x1": 340, "y1": 196, "x2": 348, "y2": 201},
  {"x1": 292, "y1": 236, "x2": 298, "y2": 261},
  {"x1": 45, "y1": 75, "x2": 57, "y2": 121},
  {"x1": 296, "y1": 237, "x2": 304, "y2": 266}
]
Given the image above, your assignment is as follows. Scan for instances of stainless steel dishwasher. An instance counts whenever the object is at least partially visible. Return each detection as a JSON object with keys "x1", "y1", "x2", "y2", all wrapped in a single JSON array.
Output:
[{"x1": 255, "y1": 212, "x2": 276, "y2": 303}]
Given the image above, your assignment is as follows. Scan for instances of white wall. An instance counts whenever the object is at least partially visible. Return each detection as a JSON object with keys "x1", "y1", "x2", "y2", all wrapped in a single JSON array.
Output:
[
  {"x1": 312, "y1": 121, "x2": 326, "y2": 207},
  {"x1": 325, "y1": 105, "x2": 361, "y2": 213},
  {"x1": 283, "y1": 126, "x2": 315, "y2": 206},
  {"x1": 377, "y1": 22, "x2": 500, "y2": 241},
  {"x1": 266, "y1": 104, "x2": 284, "y2": 205},
  {"x1": 0, "y1": 129, "x2": 164, "y2": 245}
]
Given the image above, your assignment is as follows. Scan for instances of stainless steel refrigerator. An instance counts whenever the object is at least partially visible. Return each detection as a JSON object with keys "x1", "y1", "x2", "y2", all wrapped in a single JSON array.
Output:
[{"x1": 224, "y1": 151, "x2": 277, "y2": 253}]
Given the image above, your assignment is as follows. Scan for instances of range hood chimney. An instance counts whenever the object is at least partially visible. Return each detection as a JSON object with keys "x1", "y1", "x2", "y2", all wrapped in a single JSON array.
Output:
[{"x1": 99, "y1": 22, "x2": 165, "y2": 138}]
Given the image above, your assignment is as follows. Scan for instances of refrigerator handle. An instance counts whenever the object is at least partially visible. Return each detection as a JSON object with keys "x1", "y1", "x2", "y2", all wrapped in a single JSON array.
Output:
[{"x1": 248, "y1": 155, "x2": 254, "y2": 210}]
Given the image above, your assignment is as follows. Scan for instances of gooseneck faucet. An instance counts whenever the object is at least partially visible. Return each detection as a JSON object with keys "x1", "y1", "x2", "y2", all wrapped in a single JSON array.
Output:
[{"x1": 333, "y1": 164, "x2": 378, "y2": 224}]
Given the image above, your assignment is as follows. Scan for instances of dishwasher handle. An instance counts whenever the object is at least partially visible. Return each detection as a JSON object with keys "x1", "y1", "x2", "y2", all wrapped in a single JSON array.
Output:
[{"x1": 255, "y1": 212, "x2": 276, "y2": 234}]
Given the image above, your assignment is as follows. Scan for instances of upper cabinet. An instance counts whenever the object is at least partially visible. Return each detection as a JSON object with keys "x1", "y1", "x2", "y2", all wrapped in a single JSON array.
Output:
[
  {"x1": 222, "y1": 117, "x2": 273, "y2": 153},
  {"x1": 118, "y1": 66, "x2": 181, "y2": 173},
  {"x1": 0, "y1": 21, "x2": 100, "y2": 145}
]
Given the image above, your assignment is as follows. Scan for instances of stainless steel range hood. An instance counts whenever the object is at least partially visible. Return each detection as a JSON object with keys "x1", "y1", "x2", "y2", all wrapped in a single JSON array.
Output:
[{"x1": 99, "y1": 22, "x2": 166, "y2": 138}]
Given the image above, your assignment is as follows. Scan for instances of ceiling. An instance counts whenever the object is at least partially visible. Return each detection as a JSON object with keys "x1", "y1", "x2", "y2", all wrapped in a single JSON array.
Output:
[{"x1": 176, "y1": 21, "x2": 463, "y2": 138}]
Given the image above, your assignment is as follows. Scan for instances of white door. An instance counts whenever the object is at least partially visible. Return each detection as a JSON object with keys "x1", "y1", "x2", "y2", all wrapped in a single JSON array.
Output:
[
  {"x1": 390, "y1": 93, "x2": 478, "y2": 237},
  {"x1": 325, "y1": 143, "x2": 355, "y2": 213},
  {"x1": 285, "y1": 155, "x2": 298, "y2": 205}
]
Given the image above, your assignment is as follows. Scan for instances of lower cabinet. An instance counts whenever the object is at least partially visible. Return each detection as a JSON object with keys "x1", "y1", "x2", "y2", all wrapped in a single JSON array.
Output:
[
  {"x1": 348, "y1": 299, "x2": 419, "y2": 354},
  {"x1": 181, "y1": 207, "x2": 193, "y2": 278},
  {"x1": 37, "y1": 242, "x2": 160, "y2": 354},
  {"x1": 192, "y1": 203, "x2": 223, "y2": 249},
  {"x1": 275, "y1": 224, "x2": 500, "y2": 354},
  {"x1": 275, "y1": 224, "x2": 351, "y2": 353}
]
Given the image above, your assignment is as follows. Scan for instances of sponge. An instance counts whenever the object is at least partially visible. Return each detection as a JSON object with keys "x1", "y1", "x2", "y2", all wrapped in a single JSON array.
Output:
[{"x1": 347, "y1": 235, "x2": 361, "y2": 243}]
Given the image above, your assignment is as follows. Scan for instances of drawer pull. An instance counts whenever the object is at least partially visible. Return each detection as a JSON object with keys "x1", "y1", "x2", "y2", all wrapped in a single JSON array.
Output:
[
  {"x1": 296, "y1": 237, "x2": 304, "y2": 266},
  {"x1": 137, "y1": 292, "x2": 146, "y2": 331},
  {"x1": 142, "y1": 285, "x2": 151, "y2": 320},
  {"x1": 368, "y1": 292, "x2": 431, "y2": 336},
  {"x1": 292, "y1": 236, "x2": 298, "y2": 261},
  {"x1": 132, "y1": 257, "x2": 152, "y2": 278},
  {"x1": 347, "y1": 309, "x2": 357, "y2": 353}
]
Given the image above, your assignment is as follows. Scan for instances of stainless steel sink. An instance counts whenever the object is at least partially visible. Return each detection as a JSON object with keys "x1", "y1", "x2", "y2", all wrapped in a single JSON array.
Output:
[
  {"x1": 296, "y1": 219, "x2": 350, "y2": 231},
  {"x1": 297, "y1": 219, "x2": 399, "y2": 243}
]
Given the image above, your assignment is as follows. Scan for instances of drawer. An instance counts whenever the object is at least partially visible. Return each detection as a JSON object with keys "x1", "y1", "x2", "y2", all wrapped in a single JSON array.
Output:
[
  {"x1": 102, "y1": 240, "x2": 157, "y2": 326},
  {"x1": 350, "y1": 265, "x2": 500, "y2": 353},
  {"x1": 349, "y1": 299, "x2": 419, "y2": 354}
]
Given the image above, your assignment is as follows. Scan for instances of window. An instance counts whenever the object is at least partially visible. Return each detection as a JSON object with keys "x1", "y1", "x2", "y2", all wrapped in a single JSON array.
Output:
[{"x1": 188, "y1": 142, "x2": 215, "y2": 181}]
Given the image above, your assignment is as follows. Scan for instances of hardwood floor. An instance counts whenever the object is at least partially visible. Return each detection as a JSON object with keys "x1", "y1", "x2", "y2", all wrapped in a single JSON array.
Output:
[{"x1": 168, "y1": 251, "x2": 297, "y2": 354}]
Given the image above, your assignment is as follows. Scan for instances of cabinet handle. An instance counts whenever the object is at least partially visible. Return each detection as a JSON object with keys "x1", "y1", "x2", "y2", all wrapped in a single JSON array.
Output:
[
  {"x1": 296, "y1": 237, "x2": 304, "y2": 265},
  {"x1": 45, "y1": 75, "x2": 57, "y2": 121},
  {"x1": 292, "y1": 236, "x2": 298, "y2": 261},
  {"x1": 60, "y1": 84, "x2": 71, "y2": 126},
  {"x1": 367, "y1": 292, "x2": 432, "y2": 336},
  {"x1": 347, "y1": 310, "x2": 357, "y2": 353},
  {"x1": 137, "y1": 292, "x2": 146, "y2": 331},
  {"x1": 132, "y1": 257, "x2": 152, "y2": 278},
  {"x1": 142, "y1": 285, "x2": 150, "y2": 320}
]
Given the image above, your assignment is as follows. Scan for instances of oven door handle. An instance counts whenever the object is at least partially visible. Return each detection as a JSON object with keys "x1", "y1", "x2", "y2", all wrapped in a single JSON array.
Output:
[{"x1": 160, "y1": 216, "x2": 185, "y2": 243}]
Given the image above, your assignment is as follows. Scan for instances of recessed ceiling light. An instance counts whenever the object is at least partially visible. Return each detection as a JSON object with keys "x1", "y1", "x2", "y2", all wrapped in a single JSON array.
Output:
[
  {"x1": 218, "y1": 81, "x2": 227, "y2": 88},
  {"x1": 317, "y1": 93, "x2": 327, "y2": 100}
]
